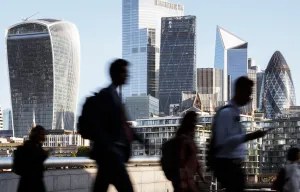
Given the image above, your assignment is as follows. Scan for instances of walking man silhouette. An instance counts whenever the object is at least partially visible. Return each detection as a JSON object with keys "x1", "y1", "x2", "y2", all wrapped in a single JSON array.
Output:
[
  {"x1": 92, "y1": 59, "x2": 142, "y2": 192},
  {"x1": 213, "y1": 76, "x2": 267, "y2": 192}
]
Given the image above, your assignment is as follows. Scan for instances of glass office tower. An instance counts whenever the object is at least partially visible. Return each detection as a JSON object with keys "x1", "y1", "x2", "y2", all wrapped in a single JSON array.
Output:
[
  {"x1": 6, "y1": 19, "x2": 80, "y2": 137},
  {"x1": 214, "y1": 26, "x2": 248, "y2": 102},
  {"x1": 122, "y1": 0, "x2": 184, "y2": 99},
  {"x1": 262, "y1": 51, "x2": 296, "y2": 119},
  {"x1": 159, "y1": 16, "x2": 196, "y2": 115}
]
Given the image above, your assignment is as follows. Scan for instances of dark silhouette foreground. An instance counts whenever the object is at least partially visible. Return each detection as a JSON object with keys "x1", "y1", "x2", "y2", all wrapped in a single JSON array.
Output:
[
  {"x1": 82, "y1": 59, "x2": 143, "y2": 192},
  {"x1": 162, "y1": 111, "x2": 205, "y2": 192},
  {"x1": 14, "y1": 125, "x2": 48, "y2": 192}
]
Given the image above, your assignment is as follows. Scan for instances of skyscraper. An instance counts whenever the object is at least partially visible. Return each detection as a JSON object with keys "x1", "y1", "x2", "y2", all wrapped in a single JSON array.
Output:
[
  {"x1": 6, "y1": 19, "x2": 80, "y2": 137},
  {"x1": 122, "y1": 0, "x2": 184, "y2": 99},
  {"x1": 214, "y1": 26, "x2": 248, "y2": 102},
  {"x1": 247, "y1": 58, "x2": 257, "y2": 113},
  {"x1": 263, "y1": 51, "x2": 296, "y2": 119},
  {"x1": 197, "y1": 68, "x2": 223, "y2": 105},
  {"x1": 3, "y1": 109, "x2": 13, "y2": 130},
  {"x1": 159, "y1": 15, "x2": 196, "y2": 115},
  {"x1": 256, "y1": 70, "x2": 265, "y2": 110}
]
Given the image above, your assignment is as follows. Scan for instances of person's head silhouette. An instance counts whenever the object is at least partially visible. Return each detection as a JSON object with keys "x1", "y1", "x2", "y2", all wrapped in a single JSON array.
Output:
[
  {"x1": 287, "y1": 147, "x2": 300, "y2": 162},
  {"x1": 29, "y1": 125, "x2": 46, "y2": 144},
  {"x1": 176, "y1": 111, "x2": 198, "y2": 137},
  {"x1": 110, "y1": 59, "x2": 129, "y2": 86},
  {"x1": 233, "y1": 76, "x2": 254, "y2": 107}
]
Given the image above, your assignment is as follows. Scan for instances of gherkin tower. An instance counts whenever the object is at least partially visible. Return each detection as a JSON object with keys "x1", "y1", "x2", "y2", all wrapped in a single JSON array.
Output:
[{"x1": 263, "y1": 51, "x2": 296, "y2": 119}]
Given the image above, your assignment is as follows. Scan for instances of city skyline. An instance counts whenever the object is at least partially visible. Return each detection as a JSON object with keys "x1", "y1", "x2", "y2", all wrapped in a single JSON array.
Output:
[{"x1": 1, "y1": 1, "x2": 300, "y2": 111}]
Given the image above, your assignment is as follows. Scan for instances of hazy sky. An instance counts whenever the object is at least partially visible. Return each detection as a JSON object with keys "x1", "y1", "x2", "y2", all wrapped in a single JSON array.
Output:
[{"x1": 1, "y1": 0, "x2": 299, "y2": 112}]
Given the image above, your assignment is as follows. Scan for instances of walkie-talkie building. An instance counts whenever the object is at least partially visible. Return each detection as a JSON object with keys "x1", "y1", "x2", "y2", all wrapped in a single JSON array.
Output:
[
  {"x1": 6, "y1": 19, "x2": 80, "y2": 137},
  {"x1": 262, "y1": 51, "x2": 296, "y2": 119},
  {"x1": 159, "y1": 15, "x2": 196, "y2": 115}
]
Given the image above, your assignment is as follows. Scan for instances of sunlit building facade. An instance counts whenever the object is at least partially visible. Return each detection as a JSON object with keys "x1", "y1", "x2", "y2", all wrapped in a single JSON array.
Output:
[
  {"x1": 256, "y1": 71, "x2": 265, "y2": 111},
  {"x1": 132, "y1": 114, "x2": 261, "y2": 181},
  {"x1": 6, "y1": 19, "x2": 80, "y2": 137},
  {"x1": 122, "y1": 0, "x2": 184, "y2": 99},
  {"x1": 214, "y1": 26, "x2": 248, "y2": 102},
  {"x1": 159, "y1": 15, "x2": 196, "y2": 115},
  {"x1": 262, "y1": 51, "x2": 296, "y2": 119},
  {"x1": 197, "y1": 68, "x2": 223, "y2": 106}
]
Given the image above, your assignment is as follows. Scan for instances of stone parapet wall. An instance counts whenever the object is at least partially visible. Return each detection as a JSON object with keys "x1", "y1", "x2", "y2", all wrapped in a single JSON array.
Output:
[{"x1": 0, "y1": 165, "x2": 172, "y2": 192}]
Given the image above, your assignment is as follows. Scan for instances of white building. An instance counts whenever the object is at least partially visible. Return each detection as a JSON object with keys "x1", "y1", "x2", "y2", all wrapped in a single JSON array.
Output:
[{"x1": 132, "y1": 113, "x2": 261, "y2": 181}]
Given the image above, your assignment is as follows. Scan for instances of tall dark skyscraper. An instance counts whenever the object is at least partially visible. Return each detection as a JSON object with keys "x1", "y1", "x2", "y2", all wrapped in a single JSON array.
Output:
[
  {"x1": 263, "y1": 51, "x2": 296, "y2": 119},
  {"x1": 122, "y1": 0, "x2": 184, "y2": 99},
  {"x1": 6, "y1": 19, "x2": 80, "y2": 137},
  {"x1": 159, "y1": 15, "x2": 196, "y2": 115}
]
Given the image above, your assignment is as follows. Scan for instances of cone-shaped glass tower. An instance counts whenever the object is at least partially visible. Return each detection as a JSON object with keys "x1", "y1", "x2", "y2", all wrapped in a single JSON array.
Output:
[{"x1": 263, "y1": 51, "x2": 296, "y2": 119}]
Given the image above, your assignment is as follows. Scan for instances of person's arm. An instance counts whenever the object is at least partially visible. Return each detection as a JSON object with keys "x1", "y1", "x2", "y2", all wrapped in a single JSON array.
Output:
[{"x1": 244, "y1": 130, "x2": 267, "y2": 142}]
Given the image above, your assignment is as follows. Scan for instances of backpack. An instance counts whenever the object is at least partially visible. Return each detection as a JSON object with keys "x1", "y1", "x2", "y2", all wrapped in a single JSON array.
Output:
[
  {"x1": 77, "y1": 93, "x2": 101, "y2": 140},
  {"x1": 206, "y1": 104, "x2": 233, "y2": 172},
  {"x1": 12, "y1": 145, "x2": 25, "y2": 175},
  {"x1": 161, "y1": 137, "x2": 179, "y2": 180},
  {"x1": 271, "y1": 167, "x2": 286, "y2": 192}
]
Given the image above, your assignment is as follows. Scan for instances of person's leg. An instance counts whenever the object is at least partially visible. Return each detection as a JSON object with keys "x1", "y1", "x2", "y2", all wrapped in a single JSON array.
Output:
[
  {"x1": 225, "y1": 162, "x2": 245, "y2": 192},
  {"x1": 112, "y1": 161, "x2": 134, "y2": 192},
  {"x1": 93, "y1": 163, "x2": 110, "y2": 192}
]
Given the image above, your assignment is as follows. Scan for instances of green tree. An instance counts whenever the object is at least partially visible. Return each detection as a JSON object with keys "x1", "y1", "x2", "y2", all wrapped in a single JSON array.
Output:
[{"x1": 76, "y1": 146, "x2": 90, "y2": 157}]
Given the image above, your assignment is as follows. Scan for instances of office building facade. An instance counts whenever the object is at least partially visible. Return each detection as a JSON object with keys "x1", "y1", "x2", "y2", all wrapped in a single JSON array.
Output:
[
  {"x1": 244, "y1": 58, "x2": 258, "y2": 114},
  {"x1": 132, "y1": 114, "x2": 260, "y2": 181},
  {"x1": 197, "y1": 68, "x2": 223, "y2": 105},
  {"x1": 6, "y1": 19, "x2": 80, "y2": 137},
  {"x1": 125, "y1": 94, "x2": 159, "y2": 121},
  {"x1": 256, "y1": 71, "x2": 265, "y2": 111},
  {"x1": 214, "y1": 26, "x2": 248, "y2": 102},
  {"x1": 122, "y1": 0, "x2": 184, "y2": 99},
  {"x1": 3, "y1": 109, "x2": 13, "y2": 131},
  {"x1": 159, "y1": 15, "x2": 196, "y2": 115},
  {"x1": 262, "y1": 51, "x2": 296, "y2": 119}
]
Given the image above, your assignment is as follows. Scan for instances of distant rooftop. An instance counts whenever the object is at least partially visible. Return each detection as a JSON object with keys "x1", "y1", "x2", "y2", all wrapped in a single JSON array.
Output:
[{"x1": 37, "y1": 18, "x2": 60, "y2": 23}]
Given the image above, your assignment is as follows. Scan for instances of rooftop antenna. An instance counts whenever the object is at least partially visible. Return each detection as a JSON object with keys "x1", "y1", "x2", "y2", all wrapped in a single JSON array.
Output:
[{"x1": 22, "y1": 12, "x2": 39, "y2": 22}]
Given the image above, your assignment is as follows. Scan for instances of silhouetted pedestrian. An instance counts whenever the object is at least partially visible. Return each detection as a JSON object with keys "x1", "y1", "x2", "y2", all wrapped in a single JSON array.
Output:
[
  {"x1": 172, "y1": 111, "x2": 206, "y2": 192},
  {"x1": 272, "y1": 147, "x2": 300, "y2": 192},
  {"x1": 15, "y1": 125, "x2": 48, "y2": 192},
  {"x1": 212, "y1": 76, "x2": 267, "y2": 192},
  {"x1": 91, "y1": 59, "x2": 143, "y2": 192}
]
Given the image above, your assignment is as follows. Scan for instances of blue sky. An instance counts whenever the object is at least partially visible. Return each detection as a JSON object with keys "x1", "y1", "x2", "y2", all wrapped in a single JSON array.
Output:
[{"x1": 0, "y1": 0, "x2": 299, "y2": 111}]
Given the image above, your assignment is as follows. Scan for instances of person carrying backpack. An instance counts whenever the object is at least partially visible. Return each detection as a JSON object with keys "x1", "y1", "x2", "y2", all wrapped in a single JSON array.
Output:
[
  {"x1": 13, "y1": 125, "x2": 48, "y2": 192},
  {"x1": 79, "y1": 59, "x2": 143, "y2": 192},
  {"x1": 162, "y1": 111, "x2": 205, "y2": 192},
  {"x1": 212, "y1": 76, "x2": 267, "y2": 192}
]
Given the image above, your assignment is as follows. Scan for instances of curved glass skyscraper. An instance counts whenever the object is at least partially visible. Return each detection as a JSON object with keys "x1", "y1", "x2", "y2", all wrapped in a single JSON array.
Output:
[
  {"x1": 263, "y1": 51, "x2": 296, "y2": 119},
  {"x1": 6, "y1": 19, "x2": 80, "y2": 137}
]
